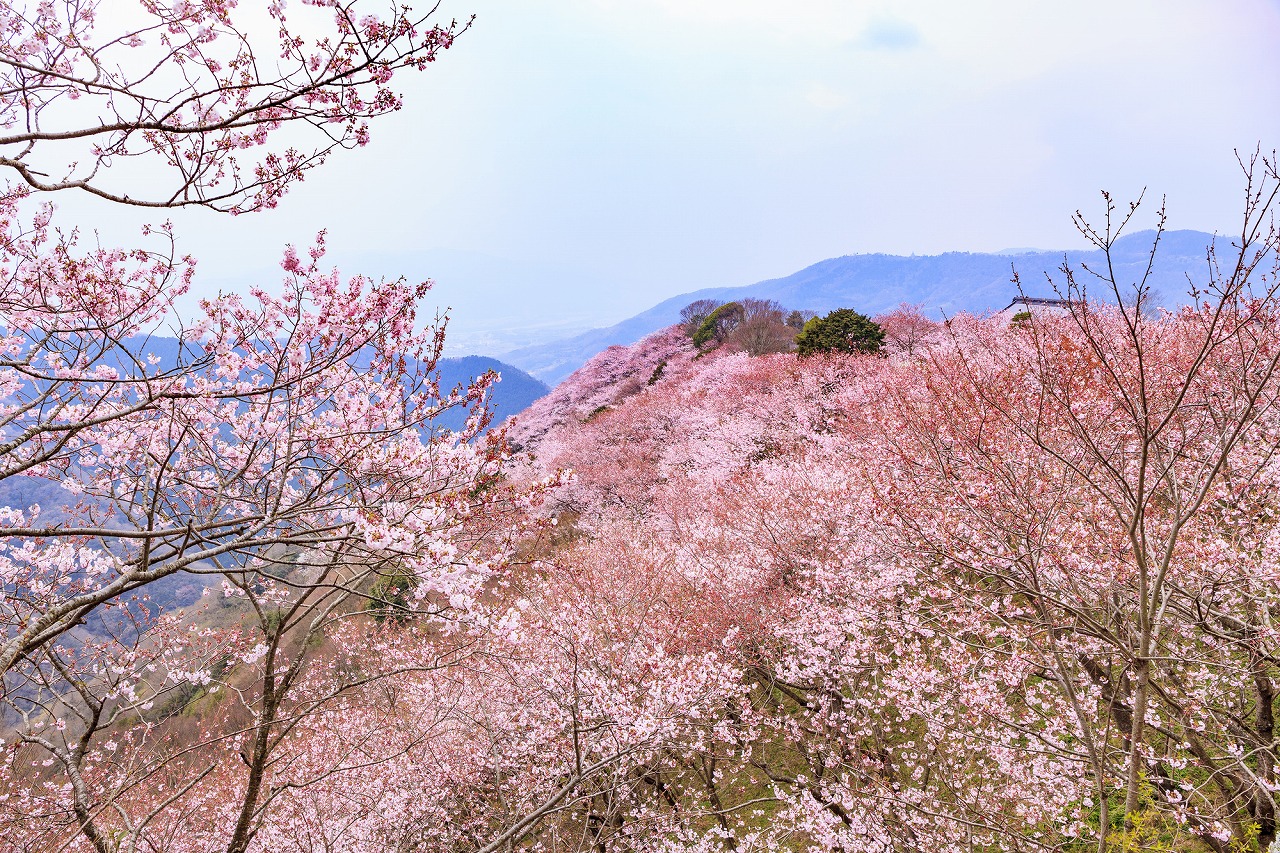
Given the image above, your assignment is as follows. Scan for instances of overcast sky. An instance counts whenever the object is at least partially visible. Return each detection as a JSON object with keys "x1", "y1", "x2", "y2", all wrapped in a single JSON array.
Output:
[{"x1": 60, "y1": 0, "x2": 1280, "y2": 354}]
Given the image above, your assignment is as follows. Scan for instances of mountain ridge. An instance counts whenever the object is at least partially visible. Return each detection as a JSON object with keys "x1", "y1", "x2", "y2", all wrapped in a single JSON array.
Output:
[{"x1": 500, "y1": 229, "x2": 1222, "y2": 385}]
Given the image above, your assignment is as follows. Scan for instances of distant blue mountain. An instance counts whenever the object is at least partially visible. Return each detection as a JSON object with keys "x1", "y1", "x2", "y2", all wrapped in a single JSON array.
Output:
[
  {"x1": 0, "y1": 353, "x2": 545, "y2": 625},
  {"x1": 18, "y1": 331, "x2": 548, "y2": 424},
  {"x1": 432, "y1": 355, "x2": 549, "y2": 431},
  {"x1": 501, "y1": 230, "x2": 1223, "y2": 385},
  {"x1": 91, "y1": 339, "x2": 549, "y2": 430}
]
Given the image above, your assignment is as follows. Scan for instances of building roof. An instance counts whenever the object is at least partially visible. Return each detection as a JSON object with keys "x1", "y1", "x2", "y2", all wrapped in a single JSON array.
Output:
[{"x1": 1003, "y1": 295, "x2": 1074, "y2": 312}]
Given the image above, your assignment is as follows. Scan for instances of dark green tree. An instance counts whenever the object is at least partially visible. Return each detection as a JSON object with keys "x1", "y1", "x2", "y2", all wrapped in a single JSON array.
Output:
[
  {"x1": 692, "y1": 302, "x2": 744, "y2": 348},
  {"x1": 794, "y1": 308, "x2": 884, "y2": 356}
]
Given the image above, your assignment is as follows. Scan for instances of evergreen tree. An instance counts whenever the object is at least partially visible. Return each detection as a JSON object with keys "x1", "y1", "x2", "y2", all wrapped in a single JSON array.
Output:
[{"x1": 795, "y1": 308, "x2": 885, "y2": 356}]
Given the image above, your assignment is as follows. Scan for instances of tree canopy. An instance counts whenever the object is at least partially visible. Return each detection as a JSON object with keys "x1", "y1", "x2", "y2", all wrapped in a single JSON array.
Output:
[{"x1": 794, "y1": 307, "x2": 885, "y2": 356}]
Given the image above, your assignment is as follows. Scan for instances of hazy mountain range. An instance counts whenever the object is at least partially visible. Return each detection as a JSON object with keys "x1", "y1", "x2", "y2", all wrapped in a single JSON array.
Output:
[
  {"x1": 432, "y1": 356, "x2": 549, "y2": 430},
  {"x1": 0, "y1": 354, "x2": 545, "y2": 518},
  {"x1": 0, "y1": 355, "x2": 547, "y2": 622},
  {"x1": 499, "y1": 229, "x2": 1223, "y2": 386}
]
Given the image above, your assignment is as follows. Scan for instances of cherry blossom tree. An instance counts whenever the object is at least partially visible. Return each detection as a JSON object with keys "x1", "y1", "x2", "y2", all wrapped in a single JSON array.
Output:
[
  {"x1": 0, "y1": 227, "x2": 506, "y2": 658},
  {"x1": 875, "y1": 302, "x2": 941, "y2": 357},
  {"x1": 860, "y1": 152, "x2": 1280, "y2": 849},
  {"x1": 0, "y1": 0, "x2": 489, "y2": 670},
  {"x1": 0, "y1": 222, "x2": 557, "y2": 849},
  {"x1": 0, "y1": 3, "x2": 589, "y2": 849},
  {"x1": 1, "y1": 0, "x2": 469, "y2": 212}
]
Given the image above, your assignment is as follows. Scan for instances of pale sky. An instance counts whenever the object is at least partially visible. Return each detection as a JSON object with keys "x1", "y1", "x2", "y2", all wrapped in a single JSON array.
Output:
[{"x1": 55, "y1": 0, "x2": 1280, "y2": 355}]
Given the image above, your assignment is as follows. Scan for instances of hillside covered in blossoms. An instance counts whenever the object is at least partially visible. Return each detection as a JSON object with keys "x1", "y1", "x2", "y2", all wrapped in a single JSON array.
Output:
[
  {"x1": 489, "y1": 274, "x2": 1280, "y2": 850},
  {"x1": 4, "y1": 1, "x2": 1280, "y2": 851},
  {"x1": 10, "y1": 211, "x2": 1280, "y2": 850}
]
